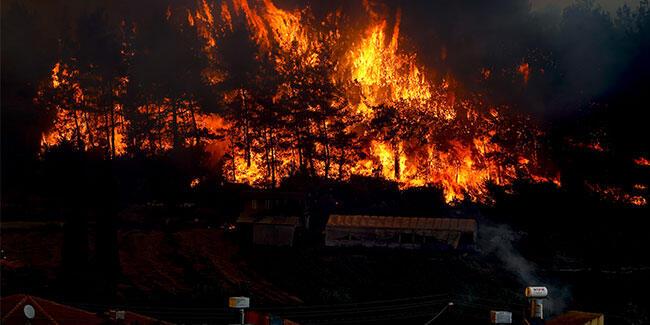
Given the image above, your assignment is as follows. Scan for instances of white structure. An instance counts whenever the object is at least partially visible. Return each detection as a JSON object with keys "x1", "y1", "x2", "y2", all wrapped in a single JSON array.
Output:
[
  {"x1": 524, "y1": 286, "x2": 548, "y2": 324},
  {"x1": 490, "y1": 311, "x2": 513, "y2": 324},
  {"x1": 228, "y1": 296, "x2": 250, "y2": 325},
  {"x1": 325, "y1": 215, "x2": 477, "y2": 250}
]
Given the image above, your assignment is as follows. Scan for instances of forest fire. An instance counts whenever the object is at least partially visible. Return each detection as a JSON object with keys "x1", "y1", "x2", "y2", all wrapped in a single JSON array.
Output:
[
  {"x1": 37, "y1": 0, "x2": 562, "y2": 203},
  {"x1": 586, "y1": 182, "x2": 648, "y2": 207},
  {"x1": 4, "y1": 1, "x2": 650, "y2": 324}
]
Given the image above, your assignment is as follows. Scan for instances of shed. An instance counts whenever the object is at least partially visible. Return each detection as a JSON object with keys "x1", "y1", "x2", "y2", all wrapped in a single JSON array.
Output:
[
  {"x1": 325, "y1": 215, "x2": 477, "y2": 249},
  {"x1": 238, "y1": 216, "x2": 301, "y2": 247},
  {"x1": 236, "y1": 190, "x2": 308, "y2": 247},
  {"x1": 239, "y1": 191, "x2": 306, "y2": 224}
]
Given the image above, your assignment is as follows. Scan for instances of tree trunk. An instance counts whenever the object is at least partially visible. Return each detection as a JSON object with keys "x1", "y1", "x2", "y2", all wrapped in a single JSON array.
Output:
[
  {"x1": 73, "y1": 110, "x2": 83, "y2": 150},
  {"x1": 244, "y1": 120, "x2": 251, "y2": 167},
  {"x1": 338, "y1": 150, "x2": 345, "y2": 180},
  {"x1": 83, "y1": 111, "x2": 94, "y2": 149},
  {"x1": 189, "y1": 100, "x2": 200, "y2": 146},
  {"x1": 322, "y1": 121, "x2": 330, "y2": 179},
  {"x1": 264, "y1": 129, "x2": 272, "y2": 188},
  {"x1": 271, "y1": 146, "x2": 276, "y2": 188},
  {"x1": 240, "y1": 89, "x2": 251, "y2": 167},
  {"x1": 171, "y1": 99, "x2": 180, "y2": 150},
  {"x1": 109, "y1": 80, "x2": 116, "y2": 159},
  {"x1": 297, "y1": 135, "x2": 304, "y2": 172},
  {"x1": 230, "y1": 131, "x2": 237, "y2": 182},
  {"x1": 269, "y1": 128, "x2": 276, "y2": 188},
  {"x1": 393, "y1": 141, "x2": 400, "y2": 180}
]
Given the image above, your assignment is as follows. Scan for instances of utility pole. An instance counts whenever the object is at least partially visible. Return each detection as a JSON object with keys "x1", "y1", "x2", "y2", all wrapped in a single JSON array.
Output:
[
  {"x1": 228, "y1": 296, "x2": 250, "y2": 325},
  {"x1": 490, "y1": 310, "x2": 513, "y2": 324},
  {"x1": 524, "y1": 287, "x2": 548, "y2": 325}
]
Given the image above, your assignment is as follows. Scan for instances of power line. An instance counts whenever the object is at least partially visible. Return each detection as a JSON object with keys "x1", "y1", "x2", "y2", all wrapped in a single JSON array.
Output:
[
  {"x1": 276, "y1": 299, "x2": 452, "y2": 318},
  {"x1": 70, "y1": 292, "x2": 450, "y2": 314},
  {"x1": 423, "y1": 302, "x2": 453, "y2": 325},
  {"x1": 256, "y1": 292, "x2": 451, "y2": 311},
  {"x1": 67, "y1": 292, "x2": 529, "y2": 323}
]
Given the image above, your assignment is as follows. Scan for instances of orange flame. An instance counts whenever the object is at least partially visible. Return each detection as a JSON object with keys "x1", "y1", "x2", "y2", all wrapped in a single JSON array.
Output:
[{"x1": 39, "y1": 1, "x2": 563, "y2": 204}]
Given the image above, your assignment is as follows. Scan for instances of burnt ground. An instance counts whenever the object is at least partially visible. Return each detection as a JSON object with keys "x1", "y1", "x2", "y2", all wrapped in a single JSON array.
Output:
[{"x1": 2, "y1": 211, "x2": 649, "y2": 325}]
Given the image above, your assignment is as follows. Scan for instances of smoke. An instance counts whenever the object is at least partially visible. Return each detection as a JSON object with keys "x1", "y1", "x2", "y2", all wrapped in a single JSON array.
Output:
[
  {"x1": 3, "y1": 0, "x2": 647, "y2": 116},
  {"x1": 2, "y1": 0, "x2": 648, "y2": 174},
  {"x1": 479, "y1": 222, "x2": 572, "y2": 316},
  {"x1": 277, "y1": 0, "x2": 648, "y2": 130}
]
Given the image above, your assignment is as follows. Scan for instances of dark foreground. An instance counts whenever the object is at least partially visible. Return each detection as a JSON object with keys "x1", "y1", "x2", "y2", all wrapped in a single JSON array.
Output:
[{"x1": 2, "y1": 205, "x2": 648, "y2": 324}]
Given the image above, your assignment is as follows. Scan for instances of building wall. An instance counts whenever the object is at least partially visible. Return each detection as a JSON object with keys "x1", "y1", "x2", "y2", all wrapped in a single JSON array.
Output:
[
  {"x1": 325, "y1": 227, "x2": 472, "y2": 249},
  {"x1": 252, "y1": 224, "x2": 296, "y2": 247}
]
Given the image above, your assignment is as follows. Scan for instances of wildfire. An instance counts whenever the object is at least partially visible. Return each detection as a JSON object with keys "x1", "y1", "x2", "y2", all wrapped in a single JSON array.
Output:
[
  {"x1": 346, "y1": 15, "x2": 433, "y2": 112},
  {"x1": 41, "y1": 62, "x2": 128, "y2": 156},
  {"x1": 37, "y1": 0, "x2": 562, "y2": 204},
  {"x1": 586, "y1": 182, "x2": 648, "y2": 207},
  {"x1": 41, "y1": 60, "x2": 221, "y2": 157},
  {"x1": 338, "y1": 8, "x2": 545, "y2": 202}
]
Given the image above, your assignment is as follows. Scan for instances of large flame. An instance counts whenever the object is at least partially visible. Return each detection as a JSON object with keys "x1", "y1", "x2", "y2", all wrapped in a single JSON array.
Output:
[
  {"x1": 338, "y1": 10, "x2": 541, "y2": 202},
  {"x1": 38, "y1": 0, "x2": 563, "y2": 203}
]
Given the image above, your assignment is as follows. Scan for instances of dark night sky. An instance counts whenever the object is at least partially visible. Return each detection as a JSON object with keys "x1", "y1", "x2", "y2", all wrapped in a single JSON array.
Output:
[{"x1": 532, "y1": 0, "x2": 641, "y2": 12}]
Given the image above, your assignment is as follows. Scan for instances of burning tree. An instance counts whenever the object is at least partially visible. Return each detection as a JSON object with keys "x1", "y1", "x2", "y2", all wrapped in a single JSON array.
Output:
[{"x1": 36, "y1": 0, "x2": 566, "y2": 203}]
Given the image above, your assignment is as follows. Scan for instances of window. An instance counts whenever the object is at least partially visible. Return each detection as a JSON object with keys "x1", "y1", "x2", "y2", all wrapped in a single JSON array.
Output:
[
  {"x1": 400, "y1": 232, "x2": 415, "y2": 244},
  {"x1": 327, "y1": 230, "x2": 349, "y2": 241}
]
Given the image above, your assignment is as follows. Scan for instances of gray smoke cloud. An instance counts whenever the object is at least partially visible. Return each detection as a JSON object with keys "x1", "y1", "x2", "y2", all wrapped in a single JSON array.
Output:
[{"x1": 479, "y1": 223, "x2": 572, "y2": 316}]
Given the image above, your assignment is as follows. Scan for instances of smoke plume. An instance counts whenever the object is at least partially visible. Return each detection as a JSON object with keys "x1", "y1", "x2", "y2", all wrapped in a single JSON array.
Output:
[{"x1": 480, "y1": 222, "x2": 572, "y2": 316}]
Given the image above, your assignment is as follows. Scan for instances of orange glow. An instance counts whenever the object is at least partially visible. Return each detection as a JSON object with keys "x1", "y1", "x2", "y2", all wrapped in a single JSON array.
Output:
[
  {"x1": 187, "y1": 9, "x2": 195, "y2": 26},
  {"x1": 634, "y1": 156, "x2": 650, "y2": 166},
  {"x1": 586, "y1": 182, "x2": 648, "y2": 207},
  {"x1": 186, "y1": 0, "x2": 560, "y2": 202},
  {"x1": 220, "y1": 1, "x2": 233, "y2": 31},
  {"x1": 518, "y1": 62, "x2": 530, "y2": 84},
  {"x1": 481, "y1": 68, "x2": 491, "y2": 80},
  {"x1": 39, "y1": 1, "x2": 563, "y2": 204}
]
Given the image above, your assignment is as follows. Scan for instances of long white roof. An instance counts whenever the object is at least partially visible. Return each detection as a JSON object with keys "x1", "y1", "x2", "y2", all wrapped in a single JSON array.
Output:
[{"x1": 326, "y1": 215, "x2": 477, "y2": 233}]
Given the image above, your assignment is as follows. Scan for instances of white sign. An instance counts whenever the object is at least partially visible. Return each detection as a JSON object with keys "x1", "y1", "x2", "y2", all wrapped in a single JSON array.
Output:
[
  {"x1": 525, "y1": 286, "x2": 548, "y2": 298},
  {"x1": 23, "y1": 305, "x2": 35, "y2": 319},
  {"x1": 228, "y1": 296, "x2": 250, "y2": 309},
  {"x1": 490, "y1": 311, "x2": 512, "y2": 324},
  {"x1": 115, "y1": 310, "x2": 126, "y2": 320}
]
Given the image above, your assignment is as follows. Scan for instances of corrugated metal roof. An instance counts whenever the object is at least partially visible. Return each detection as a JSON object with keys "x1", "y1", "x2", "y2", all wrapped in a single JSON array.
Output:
[
  {"x1": 1, "y1": 294, "x2": 174, "y2": 325},
  {"x1": 326, "y1": 215, "x2": 476, "y2": 233},
  {"x1": 547, "y1": 311, "x2": 604, "y2": 325},
  {"x1": 237, "y1": 215, "x2": 300, "y2": 225},
  {"x1": 253, "y1": 216, "x2": 300, "y2": 226}
]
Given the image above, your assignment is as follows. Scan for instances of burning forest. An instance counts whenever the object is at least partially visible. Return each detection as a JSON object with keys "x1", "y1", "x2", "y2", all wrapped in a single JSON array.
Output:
[
  {"x1": 30, "y1": 0, "x2": 570, "y2": 204},
  {"x1": 2, "y1": 0, "x2": 650, "y2": 324}
]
